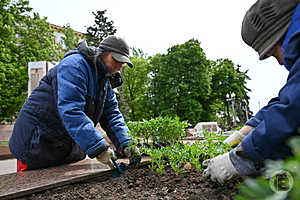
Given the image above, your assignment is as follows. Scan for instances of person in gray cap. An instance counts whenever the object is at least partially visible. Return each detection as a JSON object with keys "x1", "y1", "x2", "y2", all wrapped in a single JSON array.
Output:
[
  {"x1": 9, "y1": 35, "x2": 141, "y2": 171},
  {"x1": 203, "y1": 0, "x2": 300, "y2": 183}
]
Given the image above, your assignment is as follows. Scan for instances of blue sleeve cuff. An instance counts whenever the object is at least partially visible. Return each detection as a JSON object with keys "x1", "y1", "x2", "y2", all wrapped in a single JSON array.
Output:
[
  {"x1": 87, "y1": 140, "x2": 110, "y2": 158},
  {"x1": 241, "y1": 134, "x2": 265, "y2": 162},
  {"x1": 229, "y1": 148, "x2": 260, "y2": 176}
]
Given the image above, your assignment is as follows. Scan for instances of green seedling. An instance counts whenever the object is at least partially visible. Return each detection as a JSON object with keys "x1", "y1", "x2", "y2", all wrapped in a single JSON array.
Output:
[{"x1": 126, "y1": 117, "x2": 233, "y2": 177}]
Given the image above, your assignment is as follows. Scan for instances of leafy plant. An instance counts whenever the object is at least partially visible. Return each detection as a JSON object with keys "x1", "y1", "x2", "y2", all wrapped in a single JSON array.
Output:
[
  {"x1": 144, "y1": 135, "x2": 230, "y2": 176},
  {"x1": 148, "y1": 148, "x2": 165, "y2": 176},
  {"x1": 128, "y1": 117, "x2": 231, "y2": 176},
  {"x1": 127, "y1": 116, "x2": 188, "y2": 145}
]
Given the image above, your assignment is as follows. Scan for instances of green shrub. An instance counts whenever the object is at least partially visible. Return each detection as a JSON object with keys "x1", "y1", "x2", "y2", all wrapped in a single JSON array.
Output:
[{"x1": 127, "y1": 116, "x2": 188, "y2": 144}]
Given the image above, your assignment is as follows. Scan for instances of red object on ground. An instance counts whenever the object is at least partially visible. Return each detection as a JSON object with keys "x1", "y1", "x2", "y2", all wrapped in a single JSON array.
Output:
[{"x1": 17, "y1": 160, "x2": 28, "y2": 172}]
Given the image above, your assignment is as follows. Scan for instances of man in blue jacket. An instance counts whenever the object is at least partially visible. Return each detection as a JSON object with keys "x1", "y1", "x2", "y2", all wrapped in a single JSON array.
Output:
[
  {"x1": 9, "y1": 36, "x2": 140, "y2": 171},
  {"x1": 203, "y1": 0, "x2": 300, "y2": 183}
]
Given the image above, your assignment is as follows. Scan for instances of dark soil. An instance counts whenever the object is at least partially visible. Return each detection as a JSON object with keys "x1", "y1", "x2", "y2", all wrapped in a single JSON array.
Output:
[{"x1": 21, "y1": 163, "x2": 241, "y2": 200}]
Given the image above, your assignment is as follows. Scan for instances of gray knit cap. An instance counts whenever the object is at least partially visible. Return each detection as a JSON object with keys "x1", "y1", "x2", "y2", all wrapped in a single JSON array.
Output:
[
  {"x1": 99, "y1": 35, "x2": 134, "y2": 68},
  {"x1": 241, "y1": 0, "x2": 300, "y2": 60}
]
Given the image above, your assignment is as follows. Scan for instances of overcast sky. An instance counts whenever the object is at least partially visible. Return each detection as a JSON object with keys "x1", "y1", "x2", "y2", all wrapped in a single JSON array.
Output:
[{"x1": 28, "y1": 0, "x2": 289, "y2": 114}]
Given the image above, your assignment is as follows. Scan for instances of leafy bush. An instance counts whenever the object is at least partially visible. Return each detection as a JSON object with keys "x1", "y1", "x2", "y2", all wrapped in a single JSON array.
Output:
[{"x1": 127, "y1": 116, "x2": 188, "y2": 144}]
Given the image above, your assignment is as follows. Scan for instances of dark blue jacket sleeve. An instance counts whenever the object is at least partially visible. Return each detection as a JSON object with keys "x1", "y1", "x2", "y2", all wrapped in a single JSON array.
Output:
[
  {"x1": 242, "y1": 64, "x2": 300, "y2": 162},
  {"x1": 57, "y1": 54, "x2": 109, "y2": 156},
  {"x1": 103, "y1": 86, "x2": 131, "y2": 148},
  {"x1": 246, "y1": 97, "x2": 280, "y2": 127}
]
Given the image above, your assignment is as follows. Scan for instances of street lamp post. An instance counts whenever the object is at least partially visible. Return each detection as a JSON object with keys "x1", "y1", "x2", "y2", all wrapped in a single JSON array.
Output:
[
  {"x1": 226, "y1": 93, "x2": 237, "y2": 128},
  {"x1": 244, "y1": 99, "x2": 249, "y2": 121},
  {"x1": 231, "y1": 93, "x2": 237, "y2": 127},
  {"x1": 225, "y1": 94, "x2": 231, "y2": 128}
]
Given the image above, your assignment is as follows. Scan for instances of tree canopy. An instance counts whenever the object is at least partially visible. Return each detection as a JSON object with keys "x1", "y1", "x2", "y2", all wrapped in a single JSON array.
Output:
[
  {"x1": 120, "y1": 49, "x2": 152, "y2": 121},
  {"x1": 62, "y1": 23, "x2": 81, "y2": 51},
  {"x1": 121, "y1": 39, "x2": 251, "y2": 127},
  {"x1": 0, "y1": 0, "x2": 63, "y2": 122},
  {"x1": 148, "y1": 39, "x2": 213, "y2": 125},
  {"x1": 85, "y1": 10, "x2": 117, "y2": 46},
  {"x1": 0, "y1": 1, "x2": 251, "y2": 128}
]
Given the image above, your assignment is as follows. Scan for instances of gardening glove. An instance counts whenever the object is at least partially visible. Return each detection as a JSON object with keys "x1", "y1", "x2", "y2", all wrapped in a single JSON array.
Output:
[
  {"x1": 223, "y1": 131, "x2": 245, "y2": 147},
  {"x1": 96, "y1": 147, "x2": 116, "y2": 169},
  {"x1": 203, "y1": 152, "x2": 240, "y2": 184},
  {"x1": 239, "y1": 125, "x2": 254, "y2": 135},
  {"x1": 123, "y1": 145, "x2": 142, "y2": 167}
]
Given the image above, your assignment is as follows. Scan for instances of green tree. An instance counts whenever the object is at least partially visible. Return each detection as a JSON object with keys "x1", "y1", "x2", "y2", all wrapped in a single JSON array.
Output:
[
  {"x1": 62, "y1": 23, "x2": 81, "y2": 51},
  {"x1": 148, "y1": 39, "x2": 213, "y2": 126},
  {"x1": 18, "y1": 13, "x2": 64, "y2": 64},
  {"x1": 0, "y1": 0, "x2": 32, "y2": 122},
  {"x1": 210, "y1": 59, "x2": 251, "y2": 127},
  {"x1": 86, "y1": 10, "x2": 117, "y2": 46},
  {"x1": 0, "y1": 0, "x2": 64, "y2": 122},
  {"x1": 120, "y1": 48, "x2": 152, "y2": 121}
]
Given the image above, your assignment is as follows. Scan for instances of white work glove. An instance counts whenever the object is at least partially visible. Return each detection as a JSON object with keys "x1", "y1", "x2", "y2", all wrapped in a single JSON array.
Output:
[
  {"x1": 223, "y1": 131, "x2": 245, "y2": 147},
  {"x1": 96, "y1": 147, "x2": 116, "y2": 169},
  {"x1": 203, "y1": 152, "x2": 240, "y2": 184}
]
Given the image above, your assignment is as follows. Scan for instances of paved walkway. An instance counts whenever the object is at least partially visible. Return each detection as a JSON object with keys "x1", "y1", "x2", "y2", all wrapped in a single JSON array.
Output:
[{"x1": 0, "y1": 159, "x2": 16, "y2": 175}]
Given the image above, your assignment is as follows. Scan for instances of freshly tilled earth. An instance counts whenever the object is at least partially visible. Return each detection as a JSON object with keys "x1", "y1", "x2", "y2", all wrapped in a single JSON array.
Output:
[{"x1": 21, "y1": 165, "x2": 241, "y2": 200}]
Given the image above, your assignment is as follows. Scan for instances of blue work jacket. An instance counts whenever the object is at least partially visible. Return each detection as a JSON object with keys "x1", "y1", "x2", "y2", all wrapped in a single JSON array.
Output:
[
  {"x1": 9, "y1": 47, "x2": 131, "y2": 169},
  {"x1": 242, "y1": 4, "x2": 300, "y2": 163}
]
